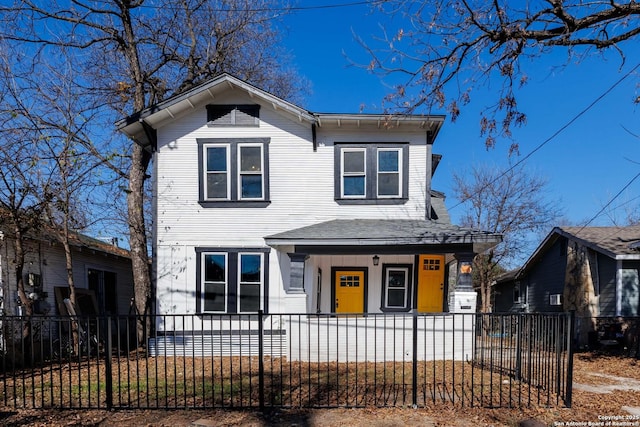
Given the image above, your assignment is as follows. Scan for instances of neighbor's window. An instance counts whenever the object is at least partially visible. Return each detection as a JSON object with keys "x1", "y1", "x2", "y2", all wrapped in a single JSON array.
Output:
[
  {"x1": 513, "y1": 286, "x2": 521, "y2": 304},
  {"x1": 198, "y1": 138, "x2": 270, "y2": 206},
  {"x1": 381, "y1": 264, "x2": 412, "y2": 312},
  {"x1": 88, "y1": 269, "x2": 118, "y2": 315},
  {"x1": 620, "y1": 268, "x2": 639, "y2": 316},
  {"x1": 196, "y1": 249, "x2": 269, "y2": 314},
  {"x1": 335, "y1": 144, "x2": 408, "y2": 203}
]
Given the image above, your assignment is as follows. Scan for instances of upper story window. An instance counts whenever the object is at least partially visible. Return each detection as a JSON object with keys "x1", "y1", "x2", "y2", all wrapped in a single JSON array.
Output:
[
  {"x1": 341, "y1": 148, "x2": 366, "y2": 197},
  {"x1": 239, "y1": 144, "x2": 264, "y2": 199},
  {"x1": 335, "y1": 143, "x2": 409, "y2": 204},
  {"x1": 377, "y1": 148, "x2": 401, "y2": 197},
  {"x1": 198, "y1": 138, "x2": 270, "y2": 207},
  {"x1": 207, "y1": 104, "x2": 260, "y2": 127}
]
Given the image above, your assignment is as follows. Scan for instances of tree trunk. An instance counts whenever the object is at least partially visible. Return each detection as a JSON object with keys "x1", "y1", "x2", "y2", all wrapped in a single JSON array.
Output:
[
  {"x1": 13, "y1": 225, "x2": 33, "y2": 321},
  {"x1": 12, "y1": 224, "x2": 34, "y2": 365},
  {"x1": 62, "y1": 238, "x2": 80, "y2": 354},
  {"x1": 128, "y1": 142, "x2": 152, "y2": 344}
]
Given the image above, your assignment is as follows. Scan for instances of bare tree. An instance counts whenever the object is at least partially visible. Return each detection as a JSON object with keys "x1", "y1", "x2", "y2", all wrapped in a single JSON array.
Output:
[
  {"x1": 360, "y1": 1, "x2": 640, "y2": 150},
  {"x1": 0, "y1": 48, "x2": 50, "y2": 325},
  {"x1": 0, "y1": 0, "x2": 304, "y2": 338},
  {"x1": 453, "y1": 164, "x2": 561, "y2": 312},
  {"x1": 39, "y1": 69, "x2": 107, "y2": 309}
]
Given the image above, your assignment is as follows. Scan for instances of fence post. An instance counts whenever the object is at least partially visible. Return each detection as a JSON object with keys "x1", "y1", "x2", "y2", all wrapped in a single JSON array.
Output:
[
  {"x1": 515, "y1": 314, "x2": 522, "y2": 380},
  {"x1": 258, "y1": 310, "x2": 265, "y2": 410},
  {"x1": 104, "y1": 317, "x2": 113, "y2": 410},
  {"x1": 412, "y1": 313, "x2": 418, "y2": 408},
  {"x1": 565, "y1": 311, "x2": 575, "y2": 408}
]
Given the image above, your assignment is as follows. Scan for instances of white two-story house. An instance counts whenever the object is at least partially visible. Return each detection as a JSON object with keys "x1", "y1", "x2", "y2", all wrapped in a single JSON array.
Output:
[{"x1": 118, "y1": 74, "x2": 501, "y2": 360}]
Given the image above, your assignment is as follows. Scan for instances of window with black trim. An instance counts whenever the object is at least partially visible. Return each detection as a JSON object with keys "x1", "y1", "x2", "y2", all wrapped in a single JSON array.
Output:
[
  {"x1": 195, "y1": 248, "x2": 269, "y2": 314},
  {"x1": 513, "y1": 285, "x2": 521, "y2": 304},
  {"x1": 207, "y1": 104, "x2": 260, "y2": 126},
  {"x1": 198, "y1": 138, "x2": 270, "y2": 207},
  {"x1": 381, "y1": 264, "x2": 412, "y2": 312},
  {"x1": 335, "y1": 143, "x2": 408, "y2": 203}
]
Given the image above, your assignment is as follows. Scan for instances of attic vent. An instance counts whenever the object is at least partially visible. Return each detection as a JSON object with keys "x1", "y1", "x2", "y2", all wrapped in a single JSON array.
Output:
[
  {"x1": 207, "y1": 104, "x2": 259, "y2": 126},
  {"x1": 629, "y1": 241, "x2": 640, "y2": 251}
]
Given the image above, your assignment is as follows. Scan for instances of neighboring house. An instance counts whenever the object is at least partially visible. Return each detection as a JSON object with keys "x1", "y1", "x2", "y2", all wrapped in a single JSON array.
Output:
[
  {"x1": 0, "y1": 229, "x2": 134, "y2": 318},
  {"x1": 117, "y1": 73, "x2": 502, "y2": 359},
  {"x1": 493, "y1": 226, "x2": 640, "y2": 347}
]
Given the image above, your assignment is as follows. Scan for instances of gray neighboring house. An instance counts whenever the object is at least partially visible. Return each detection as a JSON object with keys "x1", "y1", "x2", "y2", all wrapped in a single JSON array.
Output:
[
  {"x1": 0, "y1": 229, "x2": 134, "y2": 318},
  {"x1": 494, "y1": 226, "x2": 640, "y2": 347}
]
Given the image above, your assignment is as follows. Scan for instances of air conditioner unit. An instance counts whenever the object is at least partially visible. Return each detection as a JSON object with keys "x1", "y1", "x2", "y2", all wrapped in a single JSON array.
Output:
[{"x1": 549, "y1": 294, "x2": 562, "y2": 306}]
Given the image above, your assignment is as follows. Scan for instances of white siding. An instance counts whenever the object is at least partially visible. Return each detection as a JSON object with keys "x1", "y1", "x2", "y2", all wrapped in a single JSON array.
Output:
[
  {"x1": 154, "y1": 91, "x2": 435, "y2": 320},
  {"x1": 288, "y1": 314, "x2": 476, "y2": 362}
]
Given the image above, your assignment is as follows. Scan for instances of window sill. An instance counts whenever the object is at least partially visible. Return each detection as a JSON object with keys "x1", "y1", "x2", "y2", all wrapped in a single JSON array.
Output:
[
  {"x1": 335, "y1": 198, "x2": 408, "y2": 206},
  {"x1": 198, "y1": 200, "x2": 271, "y2": 208},
  {"x1": 380, "y1": 307, "x2": 411, "y2": 313}
]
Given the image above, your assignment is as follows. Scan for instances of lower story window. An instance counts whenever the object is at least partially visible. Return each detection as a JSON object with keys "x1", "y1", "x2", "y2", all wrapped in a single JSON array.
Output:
[
  {"x1": 196, "y1": 248, "x2": 269, "y2": 314},
  {"x1": 203, "y1": 253, "x2": 227, "y2": 312},
  {"x1": 381, "y1": 264, "x2": 412, "y2": 312},
  {"x1": 239, "y1": 253, "x2": 262, "y2": 312}
]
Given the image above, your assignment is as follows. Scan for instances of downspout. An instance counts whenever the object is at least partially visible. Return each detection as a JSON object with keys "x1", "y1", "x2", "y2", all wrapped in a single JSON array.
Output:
[
  {"x1": 425, "y1": 131, "x2": 434, "y2": 220},
  {"x1": 616, "y1": 260, "x2": 622, "y2": 316},
  {"x1": 312, "y1": 123, "x2": 317, "y2": 152}
]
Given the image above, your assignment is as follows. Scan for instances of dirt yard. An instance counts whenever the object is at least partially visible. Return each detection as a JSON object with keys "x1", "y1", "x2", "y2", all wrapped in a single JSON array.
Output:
[{"x1": 1, "y1": 352, "x2": 639, "y2": 426}]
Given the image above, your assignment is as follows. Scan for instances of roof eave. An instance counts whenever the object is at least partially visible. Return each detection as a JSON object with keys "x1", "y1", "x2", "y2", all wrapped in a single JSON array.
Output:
[
  {"x1": 314, "y1": 113, "x2": 445, "y2": 133},
  {"x1": 117, "y1": 73, "x2": 316, "y2": 140},
  {"x1": 265, "y1": 234, "x2": 501, "y2": 249}
]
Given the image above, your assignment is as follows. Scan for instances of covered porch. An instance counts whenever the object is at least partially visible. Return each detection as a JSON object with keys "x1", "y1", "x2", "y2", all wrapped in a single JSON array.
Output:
[{"x1": 266, "y1": 219, "x2": 503, "y2": 316}]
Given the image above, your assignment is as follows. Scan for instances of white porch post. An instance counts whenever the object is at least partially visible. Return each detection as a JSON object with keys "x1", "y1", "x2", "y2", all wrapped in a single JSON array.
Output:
[
  {"x1": 287, "y1": 253, "x2": 309, "y2": 293},
  {"x1": 450, "y1": 253, "x2": 477, "y2": 313}
]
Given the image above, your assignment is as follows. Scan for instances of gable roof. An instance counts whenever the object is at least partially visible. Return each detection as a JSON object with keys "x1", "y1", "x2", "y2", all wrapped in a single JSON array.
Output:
[
  {"x1": 117, "y1": 73, "x2": 445, "y2": 148},
  {"x1": 0, "y1": 225, "x2": 130, "y2": 260},
  {"x1": 516, "y1": 225, "x2": 640, "y2": 278},
  {"x1": 556, "y1": 226, "x2": 640, "y2": 258}
]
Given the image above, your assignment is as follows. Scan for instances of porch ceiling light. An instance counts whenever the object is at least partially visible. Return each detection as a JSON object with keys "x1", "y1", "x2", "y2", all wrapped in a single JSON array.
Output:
[{"x1": 372, "y1": 255, "x2": 380, "y2": 266}]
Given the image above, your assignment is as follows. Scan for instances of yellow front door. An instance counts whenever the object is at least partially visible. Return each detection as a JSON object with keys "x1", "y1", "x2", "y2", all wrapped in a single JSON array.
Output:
[
  {"x1": 417, "y1": 255, "x2": 445, "y2": 312},
  {"x1": 334, "y1": 270, "x2": 365, "y2": 313}
]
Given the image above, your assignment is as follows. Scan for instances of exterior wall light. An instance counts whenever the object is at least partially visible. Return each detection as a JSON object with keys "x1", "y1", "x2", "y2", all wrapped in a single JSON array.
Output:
[{"x1": 372, "y1": 255, "x2": 380, "y2": 266}]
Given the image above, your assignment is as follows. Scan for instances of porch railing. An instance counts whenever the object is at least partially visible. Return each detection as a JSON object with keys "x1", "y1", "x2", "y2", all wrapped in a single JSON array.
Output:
[{"x1": 0, "y1": 312, "x2": 573, "y2": 410}]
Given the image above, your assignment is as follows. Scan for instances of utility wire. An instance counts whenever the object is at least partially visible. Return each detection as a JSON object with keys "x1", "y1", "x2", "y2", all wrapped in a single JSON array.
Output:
[
  {"x1": 574, "y1": 171, "x2": 640, "y2": 234},
  {"x1": 448, "y1": 60, "x2": 640, "y2": 216}
]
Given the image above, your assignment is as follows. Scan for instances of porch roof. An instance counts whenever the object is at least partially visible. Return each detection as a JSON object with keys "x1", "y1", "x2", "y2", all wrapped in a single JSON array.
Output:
[{"x1": 264, "y1": 219, "x2": 502, "y2": 254}]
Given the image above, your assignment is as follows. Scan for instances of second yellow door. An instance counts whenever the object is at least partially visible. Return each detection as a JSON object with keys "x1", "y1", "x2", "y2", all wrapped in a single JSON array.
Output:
[{"x1": 417, "y1": 255, "x2": 445, "y2": 312}]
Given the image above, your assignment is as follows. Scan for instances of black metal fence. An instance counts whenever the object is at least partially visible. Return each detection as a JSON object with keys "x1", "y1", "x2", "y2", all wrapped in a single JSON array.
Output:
[{"x1": 0, "y1": 312, "x2": 573, "y2": 410}]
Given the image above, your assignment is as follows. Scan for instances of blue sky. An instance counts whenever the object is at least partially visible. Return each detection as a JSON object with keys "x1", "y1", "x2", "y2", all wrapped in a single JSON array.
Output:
[{"x1": 279, "y1": 1, "x2": 640, "y2": 230}]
